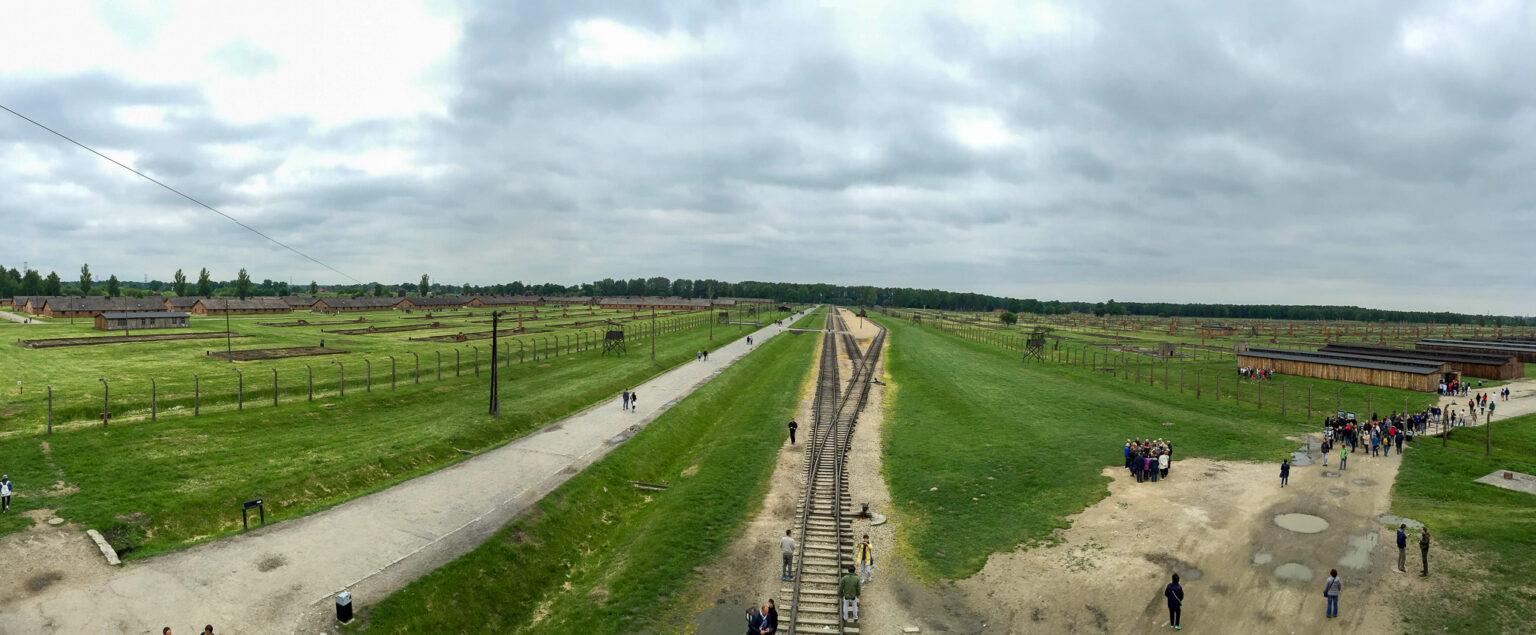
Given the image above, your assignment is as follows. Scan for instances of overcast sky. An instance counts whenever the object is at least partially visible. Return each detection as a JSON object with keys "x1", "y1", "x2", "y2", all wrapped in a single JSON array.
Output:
[{"x1": 2, "y1": 1, "x2": 1533, "y2": 313}]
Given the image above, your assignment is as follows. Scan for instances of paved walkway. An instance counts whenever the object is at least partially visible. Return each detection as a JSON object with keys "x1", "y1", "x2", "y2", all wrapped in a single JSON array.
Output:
[{"x1": 0, "y1": 310, "x2": 813, "y2": 634}]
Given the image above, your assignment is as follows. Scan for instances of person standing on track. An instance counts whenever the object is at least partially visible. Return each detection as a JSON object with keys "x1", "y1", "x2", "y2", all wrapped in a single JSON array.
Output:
[
  {"x1": 839, "y1": 565, "x2": 861, "y2": 624},
  {"x1": 857, "y1": 535, "x2": 875, "y2": 583},
  {"x1": 788, "y1": 419, "x2": 798, "y2": 445},
  {"x1": 1164, "y1": 573, "x2": 1184, "y2": 630},
  {"x1": 780, "y1": 530, "x2": 796, "y2": 580}
]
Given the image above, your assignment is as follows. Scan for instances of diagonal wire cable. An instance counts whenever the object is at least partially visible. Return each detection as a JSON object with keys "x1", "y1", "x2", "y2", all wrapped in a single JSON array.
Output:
[{"x1": 0, "y1": 103, "x2": 362, "y2": 284}]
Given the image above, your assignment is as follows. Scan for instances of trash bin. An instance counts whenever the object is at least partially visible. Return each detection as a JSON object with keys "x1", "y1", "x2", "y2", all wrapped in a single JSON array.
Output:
[{"x1": 335, "y1": 591, "x2": 353, "y2": 623}]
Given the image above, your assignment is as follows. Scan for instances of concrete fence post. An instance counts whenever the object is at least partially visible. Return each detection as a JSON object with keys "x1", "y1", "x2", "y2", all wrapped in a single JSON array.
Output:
[
  {"x1": 272, "y1": 368, "x2": 278, "y2": 407},
  {"x1": 232, "y1": 368, "x2": 243, "y2": 411},
  {"x1": 194, "y1": 373, "x2": 200, "y2": 415},
  {"x1": 151, "y1": 377, "x2": 157, "y2": 421},
  {"x1": 307, "y1": 364, "x2": 314, "y2": 401}
]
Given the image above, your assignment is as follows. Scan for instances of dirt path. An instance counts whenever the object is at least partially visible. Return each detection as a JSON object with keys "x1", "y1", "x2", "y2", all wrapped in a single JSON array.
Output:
[
  {"x1": 956, "y1": 434, "x2": 1422, "y2": 633},
  {"x1": 0, "y1": 311, "x2": 813, "y2": 634},
  {"x1": 1434, "y1": 375, "x2": 1536, "y2": 428},
  {"x1": 683, "y1": 308, "x2": 983, "y2": 633}
]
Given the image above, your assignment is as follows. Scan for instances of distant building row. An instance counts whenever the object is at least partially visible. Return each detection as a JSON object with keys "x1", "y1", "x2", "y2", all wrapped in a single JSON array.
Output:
[{"x1": 5, "y1": 295, "x2": 774, "y2": 318}]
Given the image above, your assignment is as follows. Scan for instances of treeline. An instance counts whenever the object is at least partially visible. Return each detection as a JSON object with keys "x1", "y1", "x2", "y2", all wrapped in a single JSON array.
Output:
[{"x1": 4, "y1": 264, "x2": 1528, "y2": 326}]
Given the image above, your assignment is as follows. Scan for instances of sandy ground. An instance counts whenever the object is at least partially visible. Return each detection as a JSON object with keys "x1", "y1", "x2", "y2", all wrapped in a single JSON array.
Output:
[
  {"x1": 684, "y1": 309, "x2": 985, "y2": 634},
  {"x1": 955, "y1": 433, "x2": 1436, "y2": 634}
]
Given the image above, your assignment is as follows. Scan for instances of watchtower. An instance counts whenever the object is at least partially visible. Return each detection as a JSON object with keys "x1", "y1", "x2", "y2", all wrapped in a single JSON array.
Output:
[
  {"x1": 602, "y1": 329, "x2": 627, "y2": 356},
  {"x1": 1024, "y1": 326, "x2": 1049, "y2": 362}
]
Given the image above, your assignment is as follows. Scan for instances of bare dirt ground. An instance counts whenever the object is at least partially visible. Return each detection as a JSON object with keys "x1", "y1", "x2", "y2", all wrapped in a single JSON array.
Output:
[
  {"x1": 0, "y1": 509, "x2": 111, "y2": 610},
  {"x1": 683, "y1": 309, "x2": 985, "y2": 634},
  {"x1": 955, "y1": 437, "x2": 1433, "y2": 634}
]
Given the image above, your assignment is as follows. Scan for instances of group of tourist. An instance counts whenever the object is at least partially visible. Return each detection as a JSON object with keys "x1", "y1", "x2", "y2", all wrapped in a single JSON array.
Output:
[
  {"x1": 1466, "y1": 392, "x2": 1499, "y2": 419},
  {"x1": 618, "y1": 389, "x2": 640, "y2": 411},
  {"x1": 743, "y1": 600, "x2": 779, "y2": 634},
  {"x1": 695, "y1": 349, "x2": 710, "y2": 361},
  {"x1": 773, "y1": 529, "x2": 871, "y2": 628},
  {"x1": 1320, "y1": 415, "x2": 1408, "y2": 467},
  {"x1": 1237, "y1": 367, "x2": 1273, "y2": 381},
  {"x1": 1123, "y1": 438, "x2": 1173, "y2": 482}
]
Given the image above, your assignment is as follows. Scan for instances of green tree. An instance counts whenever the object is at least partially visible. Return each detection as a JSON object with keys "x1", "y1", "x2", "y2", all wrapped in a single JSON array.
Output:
[
  {"x1": 419, "y1": 274, "x2": 430, "y2": 295},
  {"x1": 173, "y1": 269, "x2": 188, "y2": 296},
  {"x1": 309, "y1": 280, "x2": 319, "y2": 295},
  {"x1": 106, "y1": 274, "x2": 120, "y2": 297},
  {"x1": 43, "y1": 271, "x2": 62, "y2": 295},
  {"x1": 78, "y1": 263, "x2": 93, "y2": 296},
  {"x1": 197, "y1": 268, "x2": 212, "y2": 296},
  {"x1": 235, "y1": 268, "x2": 252, "y2": 299},
  {"x1": 21, "y1": 269, "x2": 42, "y2": 295},
  {"x1": 373, "y1": 283, "x2": 384, "y2": 297},
  {"x1": 999, "y1": 311, "x2": 1018, "y2": 325}
]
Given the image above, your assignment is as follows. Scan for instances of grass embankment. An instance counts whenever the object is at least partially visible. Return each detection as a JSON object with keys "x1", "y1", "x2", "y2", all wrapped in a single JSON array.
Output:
[
  {"x1": 0, "y1": 320, "x2": 751, "y2": 557},
  {"x1": 790, "y1": 305, "x2": 826, "y2": 329},
  {"x1": 1391, "y1": 414, "x2": 1536, "y2": 633},
  {"x1": 357, "y1": 321, "x2": 819, "y2": 633},
  {"x1": 870, "y1": 314, "x2": 1435, "y2": 581}
]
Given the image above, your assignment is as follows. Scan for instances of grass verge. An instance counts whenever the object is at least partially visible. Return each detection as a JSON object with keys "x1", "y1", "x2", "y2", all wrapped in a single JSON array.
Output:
[
  {"x1": 1391, "y1": 414, "x2": 1536, "y2": 633},
  {"x1": 356, "y1": 322, "x2": 818, "y2": 633}
]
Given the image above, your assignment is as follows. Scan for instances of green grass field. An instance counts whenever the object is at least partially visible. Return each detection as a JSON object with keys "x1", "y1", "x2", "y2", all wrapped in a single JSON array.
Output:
[
  {"x1": 0, "y1": 309, "x2": 786, "y2": 557},
  {"x1": 355, "y1": 319, "x2": 819, "y2": 633},
  {"x1": 870, "y1": 313, "x2": 1439, "y2": 580},
  {"x1": 789, "y1": 305, "x2": 826, "y2": 329},
  {"x1": 0, "y1": 307, "x2": 721, "y2": 434},
  {"x1": 1391, "y1": 414, "x2": 1536, "y2": 633}
]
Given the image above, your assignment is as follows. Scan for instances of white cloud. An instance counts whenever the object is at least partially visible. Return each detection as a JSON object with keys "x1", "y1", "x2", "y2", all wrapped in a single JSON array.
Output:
[{"x1": 563, "y1": 19, "x2": 701, "y2": 68}]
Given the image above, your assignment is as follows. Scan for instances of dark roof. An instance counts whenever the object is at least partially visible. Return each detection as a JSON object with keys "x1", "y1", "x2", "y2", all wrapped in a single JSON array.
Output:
[
  {"x1": 100, "y1": 312, "x2": 190, "y2": 319},
  {"x1": 44, "y1": 297, "x2": 167, "y2": 312},
  {"x1": 470, "y1": 295, "x2": 542, "y2": 305},
  {"x1": 546, "y1": 296, "x2": 592, "y2": 302},
  {"x1": 403, "y1": 296, "x2": 468, "y2": 306},
  {"x1": 318, "y1": 297, "x2": 398, "y2": 309},
  {"x1": 1240, "y1": 347, "x2": 1444, "y2": 375},
  {"x1": 598, "y1": 296, "x2": 710, "y2": 307},
  {"x1": 281, "y1": 296, "x2": 320, "y2": 306},
  {"x1": 166, "y1": 296, "x2": 205, "y2": 308},
  {"x1": 1418, "y1": 338, "x2": 1536, "y2": 352},
  {"x1": 194, "y1": 297, "x2": 290, "y2": 311},
  {"x1": 1320, "y1": 343, "x2": 1515, "y2": 365}
]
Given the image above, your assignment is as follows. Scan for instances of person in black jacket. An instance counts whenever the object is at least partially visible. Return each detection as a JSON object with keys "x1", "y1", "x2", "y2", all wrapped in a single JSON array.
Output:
[
  {"x1": 1164, "y1": 573, "x2": 1184, "y2": 629},
  {"x1": 1396, "y1": 524, "x2": 1408, "y2": 572},
  {"x1": 1279, "y1": 459, "x2": 1290, "y2": 488},
  {"x1": 761, "y1": 599, "x2": 778, "y2": 634}
]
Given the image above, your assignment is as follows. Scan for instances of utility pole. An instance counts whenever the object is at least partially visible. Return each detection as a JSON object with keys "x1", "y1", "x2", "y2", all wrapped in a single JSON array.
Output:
[
  {"x1": 225, "y1": 305, "x2": 232, "y2": 358},
  {"x1": 490, "y1": 311, "x2": 501, "y2": 416}
]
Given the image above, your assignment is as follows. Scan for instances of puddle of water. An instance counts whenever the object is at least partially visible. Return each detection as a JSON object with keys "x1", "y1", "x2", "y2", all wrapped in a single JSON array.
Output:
[
  {"x1": 1145, "y1": 553, "x2": 1204, "y2": 581},
  {"x1": 1274, "y1": 562, "x2": 1314, "y2": 582},
  {"x1": 1339, "y1": 533, "x2": 1378, "y2": 570},
  {"x1": 1328, "y1": 488, "x2": 1350, "y2": 497},
  {"x1": 1289, "y1": 451, "x2": 1313, "y2": 467},
  {"x1": 1250, "y1": 552, "x2": 1273, "y2": 565},
  {"x1": 1376, "y1": 514, "x2": 1423, "y2": 530},
  {"x1": 1274, "y1": 513, "x2": 1330, "y2": 534},
  {"x1": 1322, "y1": 471, "x2": 1341, "y2": 478},
  {"x1": 1351, "y1": 478, "x2": 1374, "y2": 486}
]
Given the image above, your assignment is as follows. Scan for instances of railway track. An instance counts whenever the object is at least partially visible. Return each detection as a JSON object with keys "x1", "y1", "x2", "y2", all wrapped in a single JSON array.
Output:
[{"x1": 785, "y1": 308, "x2": 887, "y2": 633}]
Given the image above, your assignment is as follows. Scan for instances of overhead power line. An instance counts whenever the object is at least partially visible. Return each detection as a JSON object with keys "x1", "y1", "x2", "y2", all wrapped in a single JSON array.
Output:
[{"x1": 0, "y1": 103, "x2": 362, "y2": 284}]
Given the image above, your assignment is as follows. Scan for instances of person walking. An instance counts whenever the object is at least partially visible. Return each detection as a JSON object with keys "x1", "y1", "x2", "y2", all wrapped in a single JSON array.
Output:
[
  {"x1": 1279, "y1": 459, "x2": 1290, "y2": 488},
  {"x1": 1396, "y1": 523, "x2": 1408, "y2": 573},
  {"x1": 780, "y1": 530, "x2": 796, "y2": 580},
  {"x1": 856, "y1": 535, "x2": 875, "y2": 583},
  {"x1": 1419, "y1": 526, "x2": 1431, "y2": 576},
  {"x1": 838, "y1": 565, "x2": 860, "y2": 623},
  {"x1": 629, "y1": 389, "x2": 638, "y2": 412},
  {"x1": 1164, "y1": 573, "x2": 1184, "y2": 630},
  {"x1": 1323, "y1": 569, "x2": 1341, "y2": 618},
  {"x1": 1339, "y1": 444, "x2": 1348, "y2": 471},
  {"x1": 787, "y1": 419, "x2": 799, "y2": 445},
  {"x1": 1395, "y1": 427, "x2": 1405, "y2": 454},
  {"x1": 1, "y1": 475, "x2": 11, "y2": 513},
  {"x1": 1321, "y1": 437, "x2": 1331, "y2": 467}
]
